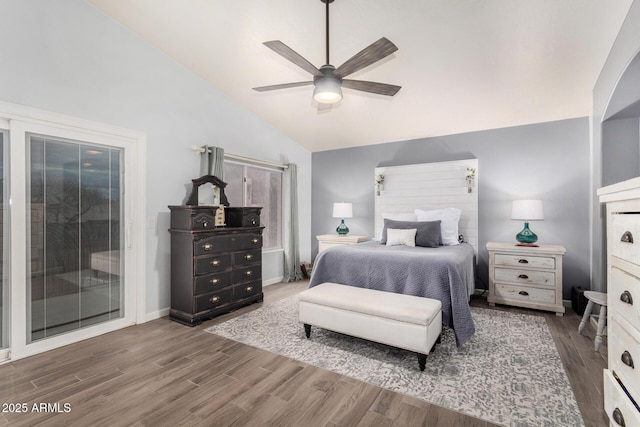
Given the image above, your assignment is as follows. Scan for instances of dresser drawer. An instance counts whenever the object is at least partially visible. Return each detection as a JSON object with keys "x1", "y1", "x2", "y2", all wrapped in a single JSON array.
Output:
[
  {"x1": 226, "y1": 207, "x2": 262, "y2": 227},
  {"x1": 194, "y1": 254, "x2": 232, "y2": 275},
  {"x1": 604, "y1": 369, "x2": 640, "y2": 427},
  {"x1": 495, "y1": 283, "x2": 556, "y2": 304},
  {"x1": 610, "y1": 317, "x2": 640, "y2": 404},
  {"x1": 190, "y1": 212, "x2": 217, "y2": 231},
  {"x1": 611, "y1": 213, "x2": 640, "y2": 265},
  {"x1": 194, "y1": 288, "x2": 233, "y2": 313},
  {"x1": 233, "y1": 265, "x2": 261, "y2": 284},
  {"x1": 233, "y1": 280, "x2": 262, "y2": 300},
  {"x1": 233, "y1": 249, "x2": 262, "y2": 267},
  {"x1": 195, "y1": 233, "x2": 262, "y2": 255},
  {"x1": 194, "y1": 271, "x2": 232, "y2": 295},
  {"x1": 494, "y1": 253, "x2": 555, "y2": 269},
  {"x1": 494, "y1": 268, "x2": 555, "y2": 287},
  {"x1": 611, "y1": 264, "x2": 640, "y2": 327}
]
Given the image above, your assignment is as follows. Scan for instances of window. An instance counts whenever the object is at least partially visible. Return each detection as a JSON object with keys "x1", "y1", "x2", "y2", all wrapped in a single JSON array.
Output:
[{"x1": 224, "y1": 162, "x2": 282, "y2": 250}]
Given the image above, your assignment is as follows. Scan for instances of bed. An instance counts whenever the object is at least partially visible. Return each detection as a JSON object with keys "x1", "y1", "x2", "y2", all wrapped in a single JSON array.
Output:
[
  {"x1": 309, "y1": 241, "x2": 476, "y2": 347},
  {"x1": 309, "y1": 159, "x2": 479, "y2": 347}
]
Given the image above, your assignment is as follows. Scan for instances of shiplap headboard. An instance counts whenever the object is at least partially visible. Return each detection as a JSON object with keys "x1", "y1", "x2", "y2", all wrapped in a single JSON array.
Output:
[{"x1": 374, "y1": 159, "x2": 479, "y2": 255}]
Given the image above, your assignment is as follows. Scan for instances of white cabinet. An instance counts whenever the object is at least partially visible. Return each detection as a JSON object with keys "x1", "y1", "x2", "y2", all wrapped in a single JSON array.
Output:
[
  {"x1": 487, "y1": 242, "x2": 565, "y2": 316},
  {"x1": 316, "y1": 234, "x2": 368, "y2": 253},
  {"x1": 598, "y1": 177, "x2": 640, "y2": 426}
]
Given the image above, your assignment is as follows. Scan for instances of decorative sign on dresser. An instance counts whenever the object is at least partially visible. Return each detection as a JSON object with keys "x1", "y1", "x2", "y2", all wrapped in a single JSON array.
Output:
[
  {"x1": 486, "y1": 242, "x2": 566, "y2": 316},
  {"x1": 169, "y1": 175, "x2": 264, "y2": 326},
  {"x1": 598, "y1": 176, "x2": 640, "y2": 426}
]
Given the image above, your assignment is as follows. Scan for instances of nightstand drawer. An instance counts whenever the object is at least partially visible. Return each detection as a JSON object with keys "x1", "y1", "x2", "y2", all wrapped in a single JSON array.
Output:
[
  {"x1": 495, "y1": 283, "x2": 555, "y2": 304},
  {"x1": 494, "y1": 253, "x2": 555, "y2": 269},
  {"x1": 494, "y1": 268, "x2": 555, "y2": 287},
  {"x1": 612, "y1": 213, "x2": 640, "y2": 265}
]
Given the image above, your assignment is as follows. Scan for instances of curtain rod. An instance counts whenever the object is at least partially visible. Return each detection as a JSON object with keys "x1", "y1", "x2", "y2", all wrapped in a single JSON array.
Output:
[{"x1": 190, "y1": 145, "x2": 288, "y2": 170}]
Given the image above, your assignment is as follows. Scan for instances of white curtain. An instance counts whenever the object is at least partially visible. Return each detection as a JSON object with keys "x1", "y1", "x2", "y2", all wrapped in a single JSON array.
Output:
[
  {"x1": 283, "y1": 163, "x2": 303, "y2": 282},
  {"x1": 200, "y1": 145, "x2": 225, "y2": 179}
]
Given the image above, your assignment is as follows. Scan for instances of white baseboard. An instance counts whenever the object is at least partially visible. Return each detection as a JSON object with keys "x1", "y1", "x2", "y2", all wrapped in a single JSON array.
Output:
[
  {"x1": 264, "y1": 277, "x2": 284, "y2": 287},
  {"x1": 145, "y1": 307, "x2": 170, "y2": 323}
]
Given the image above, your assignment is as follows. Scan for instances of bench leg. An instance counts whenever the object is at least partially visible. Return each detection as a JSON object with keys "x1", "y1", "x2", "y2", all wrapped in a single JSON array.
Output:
[
  {"x1": 417, "y1": 353, "x2": 427, "y2": 371},
  {"x1": 304, "y1": 323, "x2": 311, "y2": 339}
]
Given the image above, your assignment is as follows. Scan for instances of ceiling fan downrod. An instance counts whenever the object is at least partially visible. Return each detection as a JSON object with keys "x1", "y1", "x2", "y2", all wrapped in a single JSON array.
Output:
[{"x1": 322, "y1": 0, "x2": 334, "y2": 65}]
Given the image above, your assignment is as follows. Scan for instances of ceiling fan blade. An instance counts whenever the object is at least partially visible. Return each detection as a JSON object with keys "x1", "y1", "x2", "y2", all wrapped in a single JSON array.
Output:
[
  {"x1": 342, "y1": 79, "x2": 401, "y2": 96},
  {"x1": 253, "y1": 81, "x2": 313, "y2": 92},
  {"x1": 335, "y1": 37, "x2": 398, "y2": 78},
  {"x1": 263, "y1": 40, "x2": 322, "y2": 77}
]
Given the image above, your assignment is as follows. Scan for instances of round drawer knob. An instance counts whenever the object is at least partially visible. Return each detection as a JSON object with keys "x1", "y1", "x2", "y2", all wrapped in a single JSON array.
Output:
[
  {"x1": 203, "y1": 221, "x2": 208, "y2": 228},
  {"x1": 210, "y1": 278, "x2": 219, "y2": 285},
  {"x1": 246, "y1": 270, "x2": 253, "y2": 276},
  {"x1": 246, "y1": 286, "x2": 253, "y2": 292},
  {"x1": 211, "y1": 259, "x2": 220, "y2": 266},
  {"x1": 202, "y1": 243, "x2": 213, "y2": 251},
  {"x1": 245, "y1": 254, "x2": 253, "y2": 260},
  {"x1": 210, "y1": 296, "x2": 220, "y2": 304},
  {"x1": 252, "y1": 238, "x2": 259, "y2": 244}
]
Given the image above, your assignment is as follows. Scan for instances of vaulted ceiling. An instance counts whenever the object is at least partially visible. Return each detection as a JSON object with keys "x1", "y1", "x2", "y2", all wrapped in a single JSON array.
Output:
[{"x1": 87, "y1": 0, "x2": 632, "y2": 152}]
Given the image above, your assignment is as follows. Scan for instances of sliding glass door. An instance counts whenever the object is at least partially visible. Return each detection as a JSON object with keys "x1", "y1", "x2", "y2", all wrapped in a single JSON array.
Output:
[
  {"x1": 0, "y1": 101, "x2": 143, "y2": 361},
  {"x1": 28, "y1": 135, "x2": 123, "y2": 342}
]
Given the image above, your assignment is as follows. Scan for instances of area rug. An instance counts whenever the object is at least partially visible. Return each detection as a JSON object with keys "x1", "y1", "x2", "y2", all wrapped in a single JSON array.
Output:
[{"x1": 205, "y1": 295, "x2": 583, "y2": 427}]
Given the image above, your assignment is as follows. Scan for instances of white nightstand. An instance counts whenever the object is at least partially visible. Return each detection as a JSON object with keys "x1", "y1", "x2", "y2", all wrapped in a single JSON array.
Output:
[
  {"x1": 316, "y1": 234, "x2": 369, "y2": 253},
  {"x1": 487, "y1": 241, "x2": 566, "y2": 316}
]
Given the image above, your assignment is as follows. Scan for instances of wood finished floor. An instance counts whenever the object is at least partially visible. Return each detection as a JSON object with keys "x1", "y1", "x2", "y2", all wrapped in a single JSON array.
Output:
[{"x1": 0, "y1": 281, "x2": 608, "y2": 427}]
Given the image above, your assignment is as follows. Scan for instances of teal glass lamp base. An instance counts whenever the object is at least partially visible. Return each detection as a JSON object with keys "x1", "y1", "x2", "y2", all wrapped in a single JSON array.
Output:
[
  {"x1": 336, "y1": 219, "x2": 349, "y2": 235},
  {"x1": 516, "y1": 222, "x2": 538, "y2": 246}
]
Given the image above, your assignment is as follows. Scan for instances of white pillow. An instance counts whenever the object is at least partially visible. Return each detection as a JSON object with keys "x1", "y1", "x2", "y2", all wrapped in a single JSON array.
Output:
[
  {"x1": 383, "y1": 212, "x2": 418, "y2": 221},
  {"x1": 386, "y1": 228, "x2": 417, "y2": 247},
  {"x1": 415, "y1": 208, "x2": 462, "y2": 246}
]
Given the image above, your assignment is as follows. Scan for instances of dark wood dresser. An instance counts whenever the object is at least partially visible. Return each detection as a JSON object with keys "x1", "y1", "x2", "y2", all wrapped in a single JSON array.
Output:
[{"x1": 169, "y1": 205, "x2": 264, "y2": 326}]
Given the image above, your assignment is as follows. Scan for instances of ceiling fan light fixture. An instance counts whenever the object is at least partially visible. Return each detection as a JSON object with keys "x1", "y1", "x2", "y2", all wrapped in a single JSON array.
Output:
[{"x1": 313, "y1": 77, "x2": 343, "y2": 104}]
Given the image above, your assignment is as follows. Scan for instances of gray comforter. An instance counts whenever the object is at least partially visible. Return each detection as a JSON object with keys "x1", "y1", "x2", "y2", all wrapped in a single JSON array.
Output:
[{"x1": 309, "y1": 241, "x2": 476, "y2": 347}]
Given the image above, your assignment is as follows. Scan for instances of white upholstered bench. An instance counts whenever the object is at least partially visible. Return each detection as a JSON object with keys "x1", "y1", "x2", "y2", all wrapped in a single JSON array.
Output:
[{"x1": 298, "y1": 282, "x2": 442, "y2": 371}]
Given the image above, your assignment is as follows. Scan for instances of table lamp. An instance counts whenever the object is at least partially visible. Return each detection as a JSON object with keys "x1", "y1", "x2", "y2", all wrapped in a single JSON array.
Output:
[
  {"x1": 511, "y1": 199, "x2": 544, "y2": 246},
  {"x1": 333, "y1": 202, "x2": 353, "y2": 235}
]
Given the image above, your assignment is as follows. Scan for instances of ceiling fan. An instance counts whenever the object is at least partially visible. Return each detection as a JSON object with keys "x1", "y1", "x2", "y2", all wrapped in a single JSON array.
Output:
[{"x1": 252, "y1": 0, "x2": 401, "y2": 106}]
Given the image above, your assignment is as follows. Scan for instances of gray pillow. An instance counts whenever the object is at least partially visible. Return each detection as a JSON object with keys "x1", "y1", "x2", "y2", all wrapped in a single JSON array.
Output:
[{"x1": 381, "y1": 219, "x2": 442, "y2": 247}]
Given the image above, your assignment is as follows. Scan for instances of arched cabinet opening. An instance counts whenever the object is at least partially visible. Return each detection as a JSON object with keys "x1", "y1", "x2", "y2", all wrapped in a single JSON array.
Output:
[{"x1": 602, "y1": 48, "x2": 640, "y2": 186}]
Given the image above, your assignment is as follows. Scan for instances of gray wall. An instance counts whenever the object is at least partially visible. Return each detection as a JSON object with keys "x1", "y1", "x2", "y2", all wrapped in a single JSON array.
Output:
[
  {"x1": 602, "y1": 117, "x2": 640, "y2": 187},
  {"x1": 312, "y1": 117, "x2": 590, "y2": 299},
  {"x1": 0, "y1": 0, "x2": 312, "y2": 319}
]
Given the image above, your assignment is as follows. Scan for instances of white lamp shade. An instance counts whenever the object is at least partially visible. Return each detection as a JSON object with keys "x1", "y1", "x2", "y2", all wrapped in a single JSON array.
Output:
[
  {"x1": 332, "y1": 202, "x2": 353, "y2": 218},
  {"x1": 511, "y1": 199, "x2": 544, "y2": 221},
  {"x1": 313, "y1": 77, "x2": 343, "y2": 104}
]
